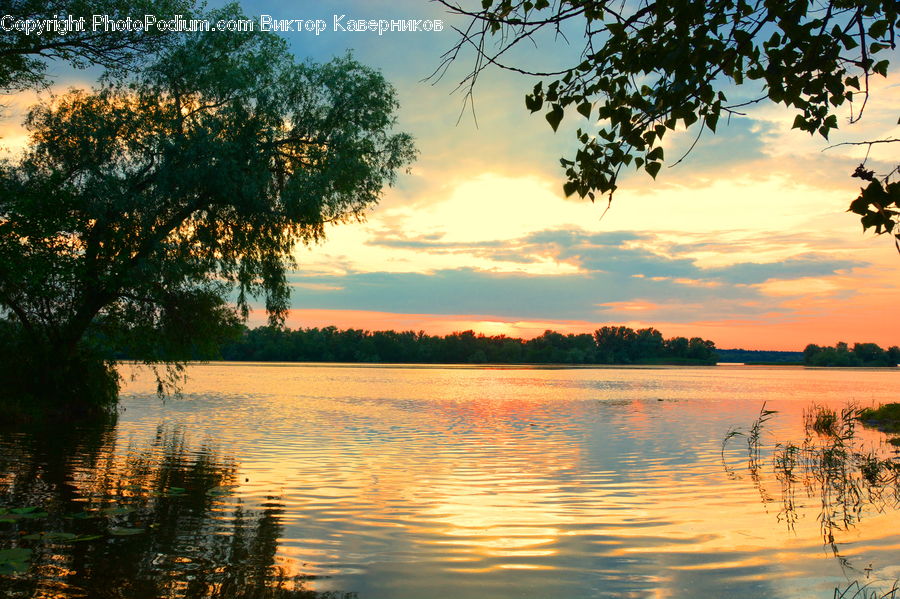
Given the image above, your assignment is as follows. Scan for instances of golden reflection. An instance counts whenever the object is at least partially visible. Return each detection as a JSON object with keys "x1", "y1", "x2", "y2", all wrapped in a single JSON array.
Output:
[
  {"x1": 0, "y1": 416, "x2": 343, "y2": 598},
  {"x1": 106, "y1": 364, "x2": 900, "y2": 597}
]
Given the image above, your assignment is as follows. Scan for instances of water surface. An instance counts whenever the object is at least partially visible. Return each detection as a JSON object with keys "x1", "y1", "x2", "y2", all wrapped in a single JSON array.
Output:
[{"x1": 2, "y1": 364, "x2": 899, "y2": 598}]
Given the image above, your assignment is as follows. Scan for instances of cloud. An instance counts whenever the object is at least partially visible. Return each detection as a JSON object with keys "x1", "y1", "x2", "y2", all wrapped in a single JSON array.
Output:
[
  {"x1": 184, "y1": 3, "x2": 900, "y2": 349},
  {"x1": 287, "y1": 227, "x2": 864, "y2": 325}
]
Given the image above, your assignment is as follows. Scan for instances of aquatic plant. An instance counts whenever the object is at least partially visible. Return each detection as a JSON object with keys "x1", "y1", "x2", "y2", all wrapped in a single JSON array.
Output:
[
  {"x1": 806, "y1": 405, "x2": 840, "y2": 438},
  {"x1": 723, "y1": 403, "x2": 900, "y2": 560},
  {"x1": 857, "y1": 404, "x2": 900, "y2": 434},
  {"x1": 835, "y1": 580, "x2": 900, "y2": 599},
  {"x1": 722, "y1": 402, "x2": 778, "y2": 475}
]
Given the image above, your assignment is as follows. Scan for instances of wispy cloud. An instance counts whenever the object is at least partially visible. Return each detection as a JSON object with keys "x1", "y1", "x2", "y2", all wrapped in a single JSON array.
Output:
[{"x1": 287, "y1": 227, "x2": 865, "y2": 328}]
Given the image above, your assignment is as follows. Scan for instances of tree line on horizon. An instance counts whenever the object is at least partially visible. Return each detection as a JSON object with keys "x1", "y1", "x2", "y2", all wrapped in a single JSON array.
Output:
[
  {"x1": 803, "y1": 342, "x2": 900, "y2": 367},
  {"x1": 216, "y1": 325, "x2": 719, "y2": 365}
]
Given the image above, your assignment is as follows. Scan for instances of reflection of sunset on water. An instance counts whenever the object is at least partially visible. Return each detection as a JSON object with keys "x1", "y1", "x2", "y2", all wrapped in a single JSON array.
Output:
[
  {"x1": 4, "y1": 362, "x2": 899, "y2": 596},
  {"x1": 78, "y1": 364, "x2": 900, "y2": 597}
]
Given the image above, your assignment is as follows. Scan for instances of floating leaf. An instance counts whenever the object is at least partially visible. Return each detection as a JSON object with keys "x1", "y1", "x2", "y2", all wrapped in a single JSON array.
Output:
[
  {"x1": 66, "y1": 511, "x2": 100, "y2": 520},
  {"x1": 110, "y1": 527, "x2": 145, "y2": 536},
  {"x1": 0, "y1": 548, "x2": 31, "y2": 575},
  {"x1": 3, "y1": 510, "x2": 49, "y2": 520},
  {"x1": 151, "y1": 486, "x2": 187, "y2": 498},
  {"x1": 71, "y1": 535, "x2": 103, "y2": 542},
  {"x1": 22, "y1": 531, "x2": 78, "y2": 541},
  {"x1": 10, "y1": 507, "x2": 40, "y2": 515}
]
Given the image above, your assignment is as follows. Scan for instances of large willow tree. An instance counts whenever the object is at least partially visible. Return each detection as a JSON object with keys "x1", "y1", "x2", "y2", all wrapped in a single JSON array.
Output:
[{"x1": 0, "y1": 18, "x2": 415, "y2": 407}]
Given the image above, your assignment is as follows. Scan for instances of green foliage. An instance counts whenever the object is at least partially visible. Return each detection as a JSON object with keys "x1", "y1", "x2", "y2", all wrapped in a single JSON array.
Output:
[
  {"x1": 803, "y1": 341, "x2": 900, "y2": 366},
  {"x1": 0, "y1": 0, "x2": 197, "y2": 93},
  {"x1": 857, "y1": 403, "x2": 900, "y2": 432},
  {"x1": 724, "y1": 402, "x2": 900, "y2": 560},
  {"x1": 848, "y1": 168, "x2": 900, "y2": 250},
  {"x1": 715, "y1": 348, "x2": 804, "y2": 364},
  {"x1": 217, "y1": 324, "x2": 717, "y2": 365},
  {"x1": 804, "y1": 404, "x2": 842, "y2": 437},
  {"x1": 439, "y1": 0, "x2": 900, "y2": 229},
  {"x1": 0, "y1": 548, "x2": 31, "y2": 575},
  {"x1": 0, "y1": 319, "x2": 120, "y2": 412},
  {"x1": 0, "y1": 6, "x2": 415, "y2": 406}
]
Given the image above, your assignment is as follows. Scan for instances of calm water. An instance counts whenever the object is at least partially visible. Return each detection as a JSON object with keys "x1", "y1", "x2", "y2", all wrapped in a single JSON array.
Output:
[{"x1": 2, "y1": 364, "x2": 900, "y2": 598}]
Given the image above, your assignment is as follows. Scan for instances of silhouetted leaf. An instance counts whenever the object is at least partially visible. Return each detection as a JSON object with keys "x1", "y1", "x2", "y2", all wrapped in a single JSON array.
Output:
[{"x1": 546, "y1": 104, "x2": 564, "y2": 131}]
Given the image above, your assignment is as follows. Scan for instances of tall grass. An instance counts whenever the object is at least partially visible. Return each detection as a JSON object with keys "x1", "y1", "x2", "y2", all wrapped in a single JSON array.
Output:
[
  {"x1": 835, "y1": 580, "x2": 899, "y2": 599},
  {"x1": 723, "y1": 402, "x2": 900, "y2": 572}
]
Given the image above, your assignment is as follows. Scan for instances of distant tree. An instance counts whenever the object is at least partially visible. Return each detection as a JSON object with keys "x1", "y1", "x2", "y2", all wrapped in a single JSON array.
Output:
[
  {"x1": 802, "y1": 341, "x2": 898, "y2": 366},
  {"x1": 0, "y1": 12, "x2": 415, "y2": 406},
  {"x1": 664, "y1": 336, "x2": 690, "y2": 359},
  {"x1": 634, "y1": 327, "x2": 664, "y2": 359},
  {"x1": 889, "y1": 345, "x2": 900, "y2": 364},
  {"x1": 852, "y1": 341, "x2": 888, "y2": 364},
  {"x1": 498, "y1": 337, "x2": 524, "y2": 363},
  {"x1": 468, "y1": 349, "x2": 488, "y2": 363},
  {"x1": 436, "y1": 0, "x2": 900, "y2": 249},
  {"x1": 803, "y1": 343, "x2": 823, "y2": 363},
  {"x1": 594, "y1": 325, "x2": 637, "y2": 362},
  {"x1": 527, "y1": 329, "x2": 569, "y2": 362}
]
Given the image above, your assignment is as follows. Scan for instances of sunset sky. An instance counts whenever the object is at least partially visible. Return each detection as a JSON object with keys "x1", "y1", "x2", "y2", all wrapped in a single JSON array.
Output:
[{"x1": 5, "y1": 0, "x2": 899, "y2": 351}]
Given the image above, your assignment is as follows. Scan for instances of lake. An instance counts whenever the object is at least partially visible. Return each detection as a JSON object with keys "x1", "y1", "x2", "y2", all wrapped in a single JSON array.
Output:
[{"x1": 2, "y1": 363, "x2": 900, "y2": 598}]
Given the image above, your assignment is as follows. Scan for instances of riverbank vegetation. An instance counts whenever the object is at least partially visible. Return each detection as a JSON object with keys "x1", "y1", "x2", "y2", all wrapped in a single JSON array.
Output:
[
  {"x1": 724, "y1": 402, "x2": 900, "y2": 567},
  {"x1": 803, "y1": 343, "x2": 900, "y2": 367},
  {"x1": 713, "y1": 349, "x2": 804, "y2": 364},
  {"x1": 215, "y1": 325, "x2": 718, "y2": 365},
  {"x1": 857, "y1": 403, "x2": 900, "y2": 435}
]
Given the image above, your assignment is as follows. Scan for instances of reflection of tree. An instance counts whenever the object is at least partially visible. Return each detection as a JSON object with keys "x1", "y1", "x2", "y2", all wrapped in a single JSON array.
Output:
[
  {"x1": 723, "y1": 404, "x2": 900, "y2": 562},
  {"x1": 0, "y1": 417, "x2": 355, "y2": 599}
]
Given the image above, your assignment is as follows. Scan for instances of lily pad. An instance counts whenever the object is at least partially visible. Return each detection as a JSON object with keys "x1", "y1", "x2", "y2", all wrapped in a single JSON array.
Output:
[
  {"x1": 22, "y1": 531, "x2": 77, "y2": 541},
  {"x1": 21, "y1": 531, "x2": 102, "y2": 542},
  {"x1": 0, "y1": 547, "x2": 31, "y2": 575},
  {"x1": 109, "y1": 527, "x2": 145, "y2": 536},
  {"x1": 151, "y1": 486, "x2": 187, "y2": 498},
  {"x1": 205, "y1": 486, "x2": 236, "y2": 497},
  {"x1": 0, "y1": 509, "x2": 48, "y2": 521},
  {"x1": 10, "y1": 507, "x2": 40, "y2": 515},
  {"x1": 65, "y1": 511, "x2": 100, "y2": 520}
]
